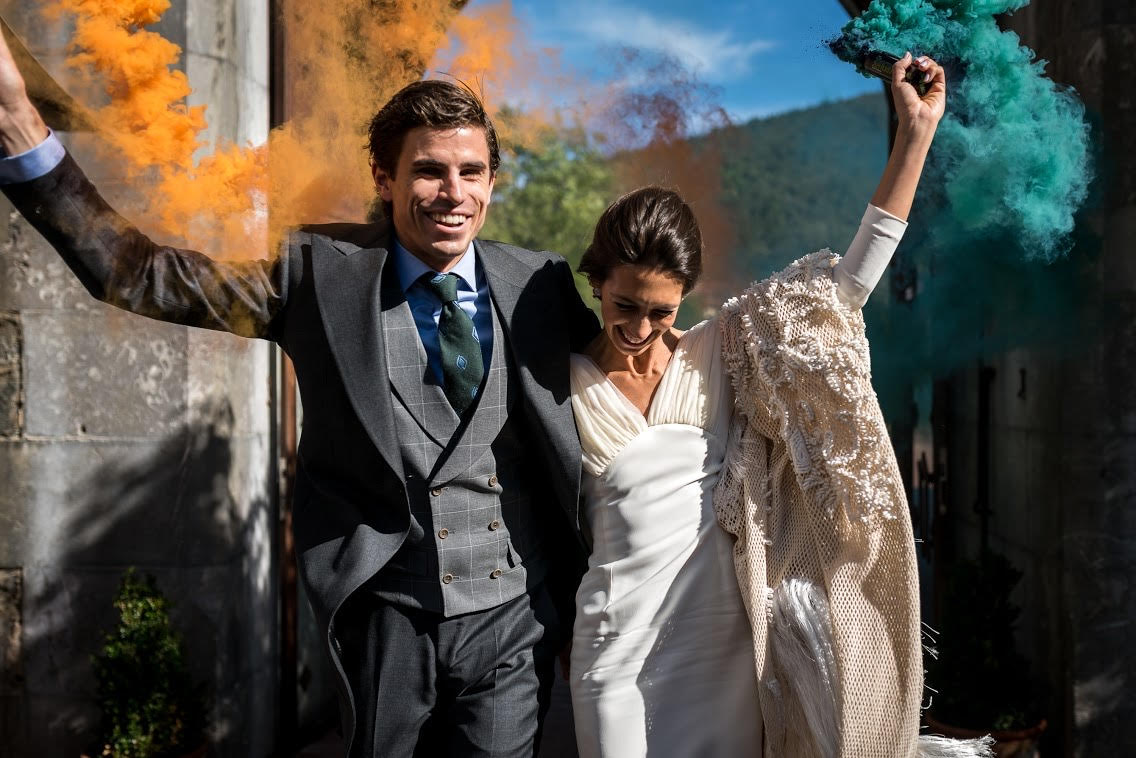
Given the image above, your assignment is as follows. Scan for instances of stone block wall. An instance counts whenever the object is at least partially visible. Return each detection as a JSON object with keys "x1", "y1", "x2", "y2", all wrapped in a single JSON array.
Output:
[{"x1": 0, "y1": 1, "x2": 277, "y2": 755}]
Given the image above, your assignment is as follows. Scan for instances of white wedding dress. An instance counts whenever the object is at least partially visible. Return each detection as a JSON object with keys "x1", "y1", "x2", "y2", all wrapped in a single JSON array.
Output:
[
  {"x1": 568, "y1": 318, "x2": 761, "y2": 757},
  {"x1": 567, "y1": 205, "x2": 908, "y2": 757}
]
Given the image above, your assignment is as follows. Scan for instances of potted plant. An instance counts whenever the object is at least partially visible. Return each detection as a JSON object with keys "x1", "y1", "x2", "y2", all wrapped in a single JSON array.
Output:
[
  {"x1": 924, "y1": 551, "x2": 1047, "y2": 756},
  {"x1": 87, "y1": 569, "x2": 208, "y2": 758}
]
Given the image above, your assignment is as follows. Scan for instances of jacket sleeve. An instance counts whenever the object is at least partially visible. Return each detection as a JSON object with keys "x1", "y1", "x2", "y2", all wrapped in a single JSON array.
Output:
[{"x1": 1, "y1": 151, "x2": 288, "y2": 340}]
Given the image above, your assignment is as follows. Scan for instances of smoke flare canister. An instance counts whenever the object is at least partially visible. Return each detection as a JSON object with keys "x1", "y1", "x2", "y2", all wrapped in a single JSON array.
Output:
[{"x1": 861, "y1": 51, "x2": 931, "y2": 96}]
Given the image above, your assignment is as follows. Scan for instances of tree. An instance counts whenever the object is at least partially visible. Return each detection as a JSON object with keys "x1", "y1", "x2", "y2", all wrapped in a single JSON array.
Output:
[{"x1": 482, "y1": 127, "x2": 616, "y2": 306}]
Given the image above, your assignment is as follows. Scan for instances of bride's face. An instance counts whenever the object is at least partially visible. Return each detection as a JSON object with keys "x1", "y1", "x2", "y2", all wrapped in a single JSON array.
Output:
[{"x1": 596, "y1": 264, "x2": 684, "y2": 356}]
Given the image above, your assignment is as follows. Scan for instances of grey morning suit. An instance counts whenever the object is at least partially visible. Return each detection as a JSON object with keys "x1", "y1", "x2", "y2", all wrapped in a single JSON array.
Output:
[
  {"x1": 336, "y1": 250, "x2": 564, "y2": 756},
  {"x1": 1, "y1": 152, "x2": 600, "y2": 757}
]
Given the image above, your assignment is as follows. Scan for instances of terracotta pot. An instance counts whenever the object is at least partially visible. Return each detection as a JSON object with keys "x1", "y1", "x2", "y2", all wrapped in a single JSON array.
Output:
[{"x1": 925, "y1": 713, "x2": 1048, "y2": 758}]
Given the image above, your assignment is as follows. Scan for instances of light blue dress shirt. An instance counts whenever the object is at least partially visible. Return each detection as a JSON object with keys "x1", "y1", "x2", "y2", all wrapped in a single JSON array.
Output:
[
  {"x1": 393, "y1": 239, "x2": 494, "y2": 384},
  {"x1": 0, "y1": 130, "x2": 65, "y2": 183}
]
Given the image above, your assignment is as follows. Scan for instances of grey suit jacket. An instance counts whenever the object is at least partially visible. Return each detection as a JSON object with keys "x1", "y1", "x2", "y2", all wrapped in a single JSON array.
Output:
[{"x1": 2, "y1": 152, "x2": 600, "y2": 738}]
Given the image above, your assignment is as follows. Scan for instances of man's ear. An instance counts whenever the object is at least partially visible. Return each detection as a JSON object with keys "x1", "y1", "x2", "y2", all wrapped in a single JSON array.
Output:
[{"x1": 371, "y1": 163, "x2": 393, "y2": 202}]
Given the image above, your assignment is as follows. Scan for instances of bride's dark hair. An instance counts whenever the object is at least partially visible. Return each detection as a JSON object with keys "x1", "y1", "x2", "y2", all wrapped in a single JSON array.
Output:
[{"x1": 578, "y1": 187, "x2": 703, "y2": 295}]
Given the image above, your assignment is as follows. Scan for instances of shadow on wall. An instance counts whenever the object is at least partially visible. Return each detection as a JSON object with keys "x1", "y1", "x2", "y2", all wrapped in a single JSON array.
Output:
[{"x1": 2, "y1": 399, "x2": 278, "y2": 757}]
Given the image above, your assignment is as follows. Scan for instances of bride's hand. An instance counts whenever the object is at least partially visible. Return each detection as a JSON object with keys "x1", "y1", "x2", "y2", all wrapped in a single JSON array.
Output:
[{"x1": 892, "y1": 52, "x2": 946, "y2": 136}]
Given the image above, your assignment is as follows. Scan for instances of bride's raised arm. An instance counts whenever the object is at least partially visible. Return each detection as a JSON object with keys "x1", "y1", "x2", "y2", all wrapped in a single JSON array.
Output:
[{"x1": 834, "y1": 52, "x2": 947, "y2": 309}]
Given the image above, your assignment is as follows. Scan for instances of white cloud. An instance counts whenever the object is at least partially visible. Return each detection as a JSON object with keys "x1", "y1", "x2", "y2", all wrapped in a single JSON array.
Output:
[{"x1": 563, "y1": 3, "x2": 777, "y2": 82}]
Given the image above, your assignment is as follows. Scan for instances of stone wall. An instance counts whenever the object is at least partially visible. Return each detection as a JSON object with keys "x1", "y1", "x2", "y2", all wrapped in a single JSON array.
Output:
[{"x1": 0, "y1": 1, "x2": 276, "y2": 755}]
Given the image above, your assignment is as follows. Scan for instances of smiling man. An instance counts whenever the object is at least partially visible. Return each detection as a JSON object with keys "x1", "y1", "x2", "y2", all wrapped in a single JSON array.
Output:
[{"x1": 0, "y1": 32, "x2": 599, "y2": 756}]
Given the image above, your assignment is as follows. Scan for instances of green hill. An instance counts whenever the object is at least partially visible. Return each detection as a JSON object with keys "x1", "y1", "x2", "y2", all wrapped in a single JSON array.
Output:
[{"x1": 713, "y1": 92, "x2": 890, "y2": 282}]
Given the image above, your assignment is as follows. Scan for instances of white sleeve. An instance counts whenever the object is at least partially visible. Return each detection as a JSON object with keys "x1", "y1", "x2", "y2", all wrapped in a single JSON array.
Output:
[{"x1": 832, "y1": 204, "x2": 907, "y2": 309}]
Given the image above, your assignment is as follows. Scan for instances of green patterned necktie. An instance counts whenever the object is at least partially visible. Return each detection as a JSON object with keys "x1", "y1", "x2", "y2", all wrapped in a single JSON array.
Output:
[{"x1": 422, "y1": 272, "x2": 485, "y2": 414}]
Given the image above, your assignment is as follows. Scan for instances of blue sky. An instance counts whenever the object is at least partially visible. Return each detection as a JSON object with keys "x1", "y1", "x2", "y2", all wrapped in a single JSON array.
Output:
[{"x1": 472, "y1": 0, "x2": 881, "y2": 124}]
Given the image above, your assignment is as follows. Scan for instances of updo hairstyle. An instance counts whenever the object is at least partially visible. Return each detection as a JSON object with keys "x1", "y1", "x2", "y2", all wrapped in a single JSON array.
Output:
[{"x1": 578, "y1": 187, "x2": 703, "y2": 296}]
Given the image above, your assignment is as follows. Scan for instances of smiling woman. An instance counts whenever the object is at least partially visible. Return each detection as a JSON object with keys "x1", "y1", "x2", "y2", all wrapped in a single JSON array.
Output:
[
  {"x1": 576, "y1": 187, "x2": 701, "y2": 412},
  {"x1": 565, "y1": 54, "x2": 993, "y2": 758}
]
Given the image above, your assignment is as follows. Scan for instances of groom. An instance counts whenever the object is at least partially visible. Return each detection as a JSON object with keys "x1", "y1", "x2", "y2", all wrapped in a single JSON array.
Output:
[{"x1": 0, "y1": 31, "x2": 597, "y2": 758}]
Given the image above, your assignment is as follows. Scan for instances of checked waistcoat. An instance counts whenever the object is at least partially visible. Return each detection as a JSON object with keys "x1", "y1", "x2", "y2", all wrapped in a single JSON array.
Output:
[{"x1": 370, "y1": 261, "x2": 551, "y2": 616}]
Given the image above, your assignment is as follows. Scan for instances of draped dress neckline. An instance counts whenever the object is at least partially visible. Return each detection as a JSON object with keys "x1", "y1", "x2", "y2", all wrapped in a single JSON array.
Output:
[
  {"x1": 574, "y1": 349, "x2": 678, "y2": 425},
  {"x1": 569, "y1": 319, "x2": 725, "y2": 480}
]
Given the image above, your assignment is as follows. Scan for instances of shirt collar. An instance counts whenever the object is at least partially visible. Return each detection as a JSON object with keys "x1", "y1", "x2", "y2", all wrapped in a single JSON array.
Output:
[{"x1": 393, "y1": 238, "x2": 478, "y2": 294}]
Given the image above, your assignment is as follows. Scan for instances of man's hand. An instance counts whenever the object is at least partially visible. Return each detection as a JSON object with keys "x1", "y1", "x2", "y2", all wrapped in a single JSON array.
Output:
[{"x1": 0, "y1": 25, "x2": 48, "y2": 155}]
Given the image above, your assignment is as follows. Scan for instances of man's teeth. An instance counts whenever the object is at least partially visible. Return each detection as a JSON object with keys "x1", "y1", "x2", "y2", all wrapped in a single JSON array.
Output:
[{"x1": 429, "y1": 212, "x2": 467, "y2": 226}]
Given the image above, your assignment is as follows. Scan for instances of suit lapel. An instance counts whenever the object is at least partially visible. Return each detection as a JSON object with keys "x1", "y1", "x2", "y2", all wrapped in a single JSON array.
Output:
[
  {"x1": 310, "y1": 229, "x2": 404, "y2": 480},
  {"x1": 476, "y1": 240, "x2": 525, "y2": 331}
]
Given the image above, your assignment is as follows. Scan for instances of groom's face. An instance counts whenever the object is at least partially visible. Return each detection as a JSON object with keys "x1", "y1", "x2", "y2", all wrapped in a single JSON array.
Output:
[{"x1": 374, "y1": 125, "x2": 496, "y2": 273}]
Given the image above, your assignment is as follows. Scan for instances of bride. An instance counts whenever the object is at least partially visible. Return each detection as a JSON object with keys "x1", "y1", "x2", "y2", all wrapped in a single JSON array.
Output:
[{"x1": 567, "y1": 53, "x2": 990, "y2": 757}]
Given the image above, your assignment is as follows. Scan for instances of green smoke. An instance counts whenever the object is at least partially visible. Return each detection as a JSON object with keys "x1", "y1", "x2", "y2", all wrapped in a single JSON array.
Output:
[{"x1": 832, "y1": 0, "x2": 1092, "y2": 261}]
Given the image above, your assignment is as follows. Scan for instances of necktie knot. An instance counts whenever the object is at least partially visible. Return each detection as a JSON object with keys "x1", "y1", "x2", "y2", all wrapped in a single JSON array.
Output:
[{"x1": 423, "y1": 272, "x2": 459, "y2": 303}]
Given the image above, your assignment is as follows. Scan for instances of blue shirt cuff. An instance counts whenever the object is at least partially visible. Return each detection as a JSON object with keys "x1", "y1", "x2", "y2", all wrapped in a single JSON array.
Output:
[{"x1": 0, "y1": 130, "x2": 65, "y2": 184}]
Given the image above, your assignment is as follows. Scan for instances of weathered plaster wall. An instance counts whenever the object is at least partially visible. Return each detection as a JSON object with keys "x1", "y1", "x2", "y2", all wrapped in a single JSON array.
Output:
[{"x1": 0, "y1": 1, "x2": 275, "y2": 755}]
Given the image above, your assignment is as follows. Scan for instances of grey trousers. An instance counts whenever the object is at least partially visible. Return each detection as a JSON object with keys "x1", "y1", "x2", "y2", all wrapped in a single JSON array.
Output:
[{"x1": 337, "y1": 582, "x2": 562, "y2": 758}]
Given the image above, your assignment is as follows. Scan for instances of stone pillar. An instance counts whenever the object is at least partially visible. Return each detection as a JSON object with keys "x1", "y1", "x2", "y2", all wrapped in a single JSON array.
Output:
[{"x1": 0, "y1": 1, "x2": 276, "y2": 756}]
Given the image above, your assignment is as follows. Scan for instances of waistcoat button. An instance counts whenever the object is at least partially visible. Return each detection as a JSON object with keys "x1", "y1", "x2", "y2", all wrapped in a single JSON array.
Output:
[
  {"x1": 431, "y1": 487, "x2": 444, "y2": 497},
  {"x1": 489, "y1": 520, "x2": 501, "y2": 531},
  {"x1": 488, "y1": 474, "x2": 498, "y2": 487},
  {"x1": 438, "y1": 528, "x2": 449, "y2": 539},
  {"x1": 442, "y1": 573, "x2": 454, "y2": 584},
  {"x1": 490, "y1": 569, "x2": 503, "y2": 579}
]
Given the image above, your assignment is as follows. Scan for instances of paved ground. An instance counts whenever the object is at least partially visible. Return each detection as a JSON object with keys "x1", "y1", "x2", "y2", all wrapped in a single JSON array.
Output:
[{"x1": 296, "y1": 676, "x2": 580, "y2": 757}]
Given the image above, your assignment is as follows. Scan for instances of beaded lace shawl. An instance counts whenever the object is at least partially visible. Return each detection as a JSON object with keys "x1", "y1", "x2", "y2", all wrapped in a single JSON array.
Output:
[{"x1": 713, "y1": 251, "x2": 991, "y2": 758}]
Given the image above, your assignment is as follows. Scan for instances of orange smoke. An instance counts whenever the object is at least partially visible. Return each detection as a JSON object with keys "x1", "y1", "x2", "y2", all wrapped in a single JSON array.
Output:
[
  {"x1": 51, "y1": 0, "x2": 203, "y2": 170},
  {"x1": 269, "y1": 0, "x2": 556, "y2": 227},
  {"x1": 47, "y1": 0, "x2": 263, "y2": 255},
  {"x1": 45, "y1": 0, "x2": 737, "y2": 296},
  {"x1": 45, "y1": 0, "x2": 551, "y2": 258}
]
